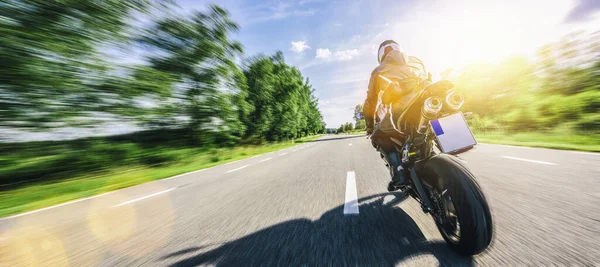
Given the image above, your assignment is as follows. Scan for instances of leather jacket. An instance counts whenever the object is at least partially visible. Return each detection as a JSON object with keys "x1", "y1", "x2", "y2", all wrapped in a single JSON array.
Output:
[{"x1": 363, "y1": 50, "x2": 428, "y2": 131}]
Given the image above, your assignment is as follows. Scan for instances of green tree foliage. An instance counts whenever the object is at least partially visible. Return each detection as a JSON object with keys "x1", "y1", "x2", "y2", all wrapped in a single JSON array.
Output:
[
  {"x1": 355, "y1": 32, "x2": 599, "y2": 134},
  {"x1": 137, "y1": 5, "x2": 246, "y2": 144},
  {"x1": 0, "y1": 0, "x2": 154, "y2": 128},
  {"x1": 242, "y1": 53, "x2": 325, "y2": 142},
  {"x1": 344, "y1": 122, "x2": 354, "y2": 132},
  {"x1": 452, "y1": 31, "x2": 600, "y2": 133},
  {"x1": 335, "y1": 122, "x2": 354, "y2": 133},
  {"x1": 353, "y1": 104, "x2": 366, "y2": 129},
  {"x1": 0, "y1": 2, "x2": 326, "y2": 144}
]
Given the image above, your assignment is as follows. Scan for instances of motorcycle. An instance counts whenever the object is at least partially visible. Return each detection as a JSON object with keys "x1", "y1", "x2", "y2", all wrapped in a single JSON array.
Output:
[{"x1": 361, "y1": 78, "x2": 493, "y2": 255}]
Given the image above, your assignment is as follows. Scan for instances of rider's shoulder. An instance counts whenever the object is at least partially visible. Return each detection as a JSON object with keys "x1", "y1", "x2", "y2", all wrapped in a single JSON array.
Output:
[
  {"x1": 407, "y1": 56, "x2": 424, "y2": 65},
  {"x1": 371, "y1": 64, "x2": 385, "y2": 76}
]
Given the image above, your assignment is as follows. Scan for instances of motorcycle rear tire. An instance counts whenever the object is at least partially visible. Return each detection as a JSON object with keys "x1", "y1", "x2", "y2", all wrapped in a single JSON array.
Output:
[{"x1": 420, "y1": 154, "x2": 493, "y2": 255}]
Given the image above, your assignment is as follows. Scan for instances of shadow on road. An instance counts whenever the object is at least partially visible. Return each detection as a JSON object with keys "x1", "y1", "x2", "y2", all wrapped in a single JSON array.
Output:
[
  {"x1": 162, "y1": 193, "x2": 472, "y2": 266},
  {"x1": 307, "y1": 135, "x2": 364, "y2": 143}
]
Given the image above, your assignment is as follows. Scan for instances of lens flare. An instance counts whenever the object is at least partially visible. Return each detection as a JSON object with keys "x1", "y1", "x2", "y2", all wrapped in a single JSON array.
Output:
[
  {"x1": 86, "y1": 183, "x2": 175, "y2": 258},
  {"x1": 0, "y1": 226, "x2": 70, "y2": 267}
]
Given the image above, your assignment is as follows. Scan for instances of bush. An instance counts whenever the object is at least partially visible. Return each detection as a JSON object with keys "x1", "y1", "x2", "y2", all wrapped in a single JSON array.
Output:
[
  {"x1": 572, "y1": 91, "x2": 600, "y2": 114},
  {"x1": 140, "y1": 152, "x2": 177, "y2": 166},
  {"x1": 575, "y1": 115, "x2": 600, "y2": 133},
  {"x1": 468, "y1": 114, "x2": 504, "y2": 132},
  {"x1": 501, "y1": 109, "x2": 540, "y2": 131}
]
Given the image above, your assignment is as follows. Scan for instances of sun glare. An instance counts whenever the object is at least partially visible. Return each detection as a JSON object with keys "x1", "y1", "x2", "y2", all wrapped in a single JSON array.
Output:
[{"x1": 393, "y1": 0, "x2": 585, "y2": 74}]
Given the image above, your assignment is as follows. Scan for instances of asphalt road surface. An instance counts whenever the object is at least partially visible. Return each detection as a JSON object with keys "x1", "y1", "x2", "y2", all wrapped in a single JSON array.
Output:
[{"x1": 1, "y1": 135, "x2": 599, "y2": 266}]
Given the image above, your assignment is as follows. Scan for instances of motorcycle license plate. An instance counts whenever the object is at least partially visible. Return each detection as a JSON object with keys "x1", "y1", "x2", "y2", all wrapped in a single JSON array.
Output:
[{"x1": 430, "y1": 113, "x2": 477, "y2": 154}]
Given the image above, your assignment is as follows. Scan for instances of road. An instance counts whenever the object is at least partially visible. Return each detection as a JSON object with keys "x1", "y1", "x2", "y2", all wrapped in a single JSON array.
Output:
[{"x1": 1, "y1": 135, "x2": 599, "y2": 266}]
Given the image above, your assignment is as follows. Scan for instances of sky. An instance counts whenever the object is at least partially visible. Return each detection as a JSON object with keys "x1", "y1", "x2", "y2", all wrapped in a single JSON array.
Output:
[
  {"x1": 173, "y1": 0, "x2": 600, "y2": 128},
  {"x1": 3, "y1": 0, "x2": 599, "y2": 142}
]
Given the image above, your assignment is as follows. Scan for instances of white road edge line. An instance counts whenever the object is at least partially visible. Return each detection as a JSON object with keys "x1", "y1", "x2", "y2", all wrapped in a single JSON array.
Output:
[
  {"x1": 280, "y1": 152, "x2": 288, "y2": 156},
  {"x1": 480, "y1": 143, "x2": 534, "y2": 150},
  {"x1": 571, "y1": 151, "x2": 599, "y2": 156},
  {"x1": 1, "y1": 141, "x2": 311, "y2": 220},
  {"x1": 163, "y1": 169, "x2": 206, "y2": 181},
  {"x1": 259, "y1": 157, "x2": 272, "y2": 163},
  {"x1": 226, "y1": 165, "x2": 249, "y2": 173},
  {"x1": 344, "y1": 171, "x2": 359, "y2": 215},
  {"x1": 482, "y1": 143, "x2": 599, "y2": 155},
  {"x1": 0, "y1": 192, "x2": 115, "y2": 221},
  {"x1": 112, "y1": 188, "x2": 175, "y2": 208},
  {"x1": 501, "y1": 156, "x2": 557, "y2": 165}
]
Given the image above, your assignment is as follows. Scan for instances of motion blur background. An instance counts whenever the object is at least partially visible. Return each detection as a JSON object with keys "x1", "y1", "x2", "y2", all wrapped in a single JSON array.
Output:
[
  {"x1": 0, "y1": 0, "x2": 599, "y2": 265},
  {"x1": 1, "y1": 0, "x2": 598, "y2": 218}
]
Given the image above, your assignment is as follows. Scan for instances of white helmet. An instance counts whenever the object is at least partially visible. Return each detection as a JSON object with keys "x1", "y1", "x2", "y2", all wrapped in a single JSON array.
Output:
[{"x1": 377, "y1": 40, "x2": 401, "y2": 63}]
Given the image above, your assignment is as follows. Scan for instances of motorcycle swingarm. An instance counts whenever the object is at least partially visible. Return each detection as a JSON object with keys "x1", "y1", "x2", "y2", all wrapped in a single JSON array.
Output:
[{"x1": 408, "y1": 167, "x2": 433, "y2": 213}]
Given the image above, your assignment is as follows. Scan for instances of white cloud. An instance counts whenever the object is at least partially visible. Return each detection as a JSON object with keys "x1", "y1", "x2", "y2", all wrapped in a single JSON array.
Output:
[
  {"x1": 313, "y1": 48, "x2": 360, "y2": 61},
  {"x1": 294, "y1": 9, "x2": 316, "y2": 16},
  {"x1": 246, "y1": 2, "x2": 317, "y2": 24},
  {"x1": 334, "y1": 49, "x2": 360, "y2": 60},
  {"x1": 315, "y1": 48, "x2": 332, "y2": 59},
  {"x1": 299, "y1": 0, "x2": 325, "y2": 5},
  {"x1": 290, "y1": 41, "x2": 311, "y2": 53}
]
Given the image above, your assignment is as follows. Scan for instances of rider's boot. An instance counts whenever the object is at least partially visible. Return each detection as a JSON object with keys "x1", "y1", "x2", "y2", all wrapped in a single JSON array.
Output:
[{"x1": 385, "y1": 152, "x2": 409, "y2": 192}]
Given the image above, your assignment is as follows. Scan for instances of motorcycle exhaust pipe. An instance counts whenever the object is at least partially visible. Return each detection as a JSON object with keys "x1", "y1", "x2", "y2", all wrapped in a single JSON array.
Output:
[
  {"x1": 418, "y1": 96, "x2": 443, "y2": 134},
  {"x1": 445, "y1": 92, "x2": 464, "y2": 111}
]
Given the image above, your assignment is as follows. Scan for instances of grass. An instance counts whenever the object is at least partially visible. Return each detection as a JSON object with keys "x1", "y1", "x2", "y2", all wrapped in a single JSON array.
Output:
[
  {"x1": 339, "y1": 127, "x2": 599, "y2": 152},
  {"x1": 0, "y1": 135, "x2": 322, "y2": 218},
  {"x1": 474, "y1": 132, "x2": 600, "y2": 152}
]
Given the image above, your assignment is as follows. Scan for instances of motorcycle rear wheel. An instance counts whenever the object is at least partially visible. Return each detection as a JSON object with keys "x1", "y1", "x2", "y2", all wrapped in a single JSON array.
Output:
[{"x1": 420, "y1": 154, "x2": 493, "y2": 255}]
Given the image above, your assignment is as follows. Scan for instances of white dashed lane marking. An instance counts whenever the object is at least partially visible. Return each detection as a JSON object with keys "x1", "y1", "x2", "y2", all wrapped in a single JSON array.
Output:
[
  {"x1": 0, "y1": 192, "x2": 115, "y2": 221},
  {"x1": 259, "y1": 157, "x2": 272, "y2": 162},
  {"x1": 501, "y1": 156, "x2": 556, "y2": 165},
  {"x1": 112, "y1": 188, "x2": 175, "y2": 207},
  {"x1": 226, "y1": 165, "x2": 249, "y2": 173},
  {"x1": 343, "y1": 171, "x2": 359, "y2": 215}
]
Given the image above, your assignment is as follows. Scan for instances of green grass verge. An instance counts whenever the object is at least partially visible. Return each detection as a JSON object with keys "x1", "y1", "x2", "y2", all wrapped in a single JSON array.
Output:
[
  {"x1": 0, "y1": 135, "x2": 322, "y2": 218},
  {"x1": 474, "y1": 132, "x2": 600, "y2": 152}
]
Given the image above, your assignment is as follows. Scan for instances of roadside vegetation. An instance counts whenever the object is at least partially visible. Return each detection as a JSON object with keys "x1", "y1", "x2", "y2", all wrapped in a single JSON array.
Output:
[
  {"x1": 345, "y1": 31, "x2": 599, "y2": 151},
  {"x1": 0, "y1": 1, "x2": 326, "y2": 216},
  {"x1": 456, "y1": 32, "x2": 599, "y2": 151},
  {"x1": 0, "y1": 134, "x2": 321, "y2": 217}
]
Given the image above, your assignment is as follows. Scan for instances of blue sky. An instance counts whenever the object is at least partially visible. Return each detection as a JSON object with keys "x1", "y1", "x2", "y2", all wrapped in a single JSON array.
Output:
[
  {"x1": 4, "y1": 0, "x2": 599, "y2": 142},
  {"x1": 177, "y1": 0, "x2": 599, "y2": 128}
]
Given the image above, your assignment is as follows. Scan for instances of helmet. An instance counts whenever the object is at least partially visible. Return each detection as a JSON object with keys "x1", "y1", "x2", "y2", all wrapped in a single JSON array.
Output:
[{"x1": 377, "y1": 40, "x2": 401, "y2": 63}]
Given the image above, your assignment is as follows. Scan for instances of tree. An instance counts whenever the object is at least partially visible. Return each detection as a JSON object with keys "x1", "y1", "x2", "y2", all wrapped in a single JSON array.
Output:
[
  {"x1": 0, "y1": 0, "x2": 152, "y2": 129},
  {"x1": 0, "y1": 2, "x2": 328, "y2": 144},
  {"x1": 243, "y1": 53, "x2": 324, "y2": 142},
  {"x1": 353, "y1": 104, "x2": 365, "y2": 130},
  {"x1": 341, "y1": 122, "x2": 353, "y2": 132},
  {"x1": 138, "y1": 5, "x2": 245, "y2": 144}
]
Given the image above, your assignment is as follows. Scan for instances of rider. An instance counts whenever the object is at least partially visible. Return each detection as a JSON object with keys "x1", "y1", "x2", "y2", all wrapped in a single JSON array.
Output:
[{"x1": 364, "y1": 40, "x2": 429, "y2": 192}]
